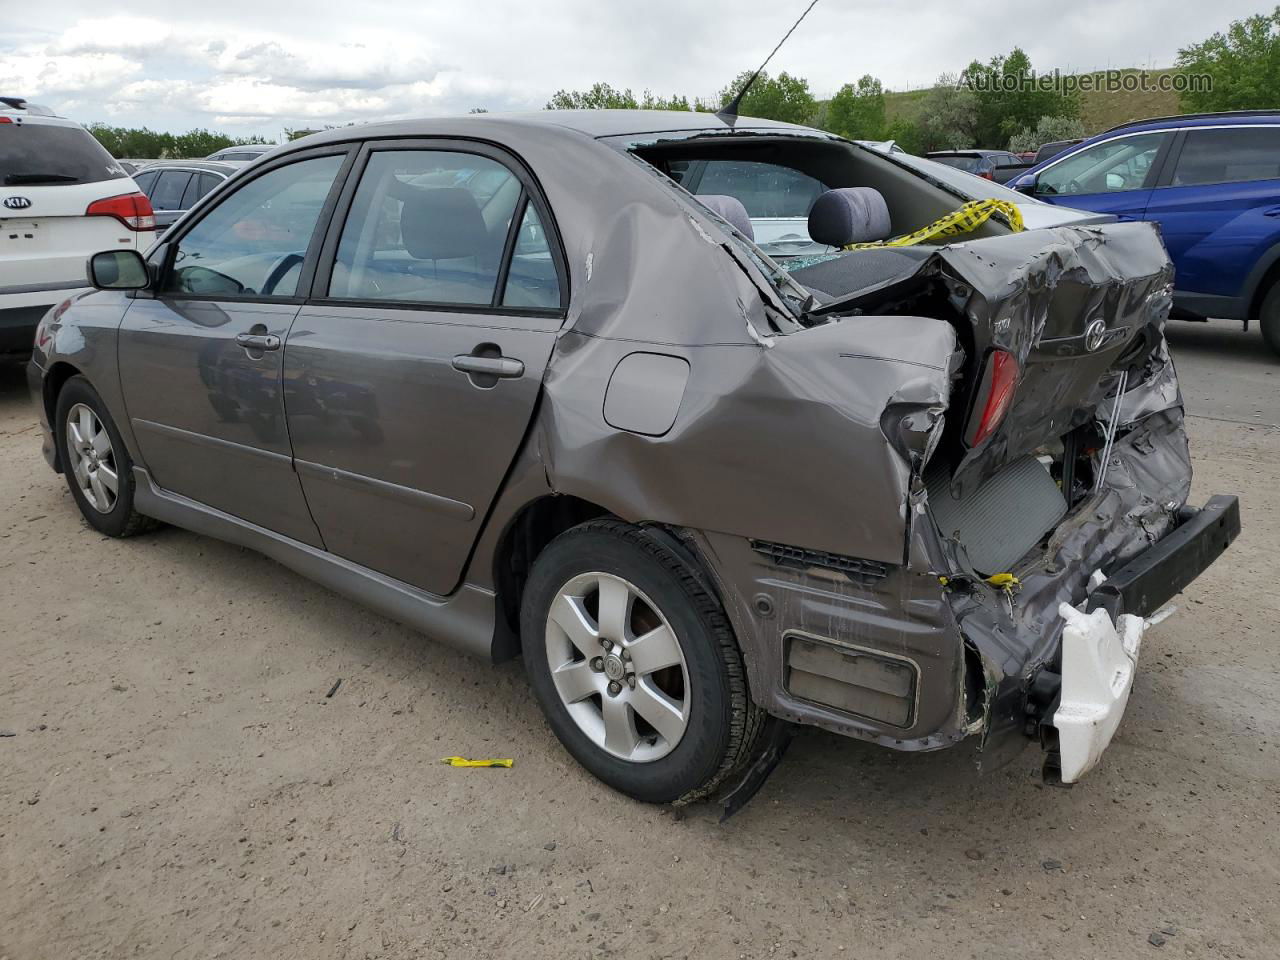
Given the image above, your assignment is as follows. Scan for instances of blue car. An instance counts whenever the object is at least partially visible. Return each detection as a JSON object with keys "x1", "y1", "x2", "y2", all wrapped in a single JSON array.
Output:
[{"x1": 1011, "y1": 111, "x2": 1280, "y2": 354}]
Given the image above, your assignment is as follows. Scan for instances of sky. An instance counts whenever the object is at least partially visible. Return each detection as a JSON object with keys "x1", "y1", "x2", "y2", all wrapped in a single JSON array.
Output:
[{"x1": 0, "y1": 0, "x2": 1270, "y2": 140}]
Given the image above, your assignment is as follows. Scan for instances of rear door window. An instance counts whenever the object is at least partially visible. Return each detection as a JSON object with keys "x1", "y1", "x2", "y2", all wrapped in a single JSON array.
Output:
[
  {"x1": 1, "y1": 122, "x2": 128, "y2": 186},
  {"x1": 328, "y1": 149, "x2": 524, "y2": 306},
  {"x1": 1171, "y1": 127, "x2": 1280, "y2": 186},
  {"x1": 133, "y1": 169, "x2": 159, "y2": 195},
  {"x1": 151, "y1": 170, "x2": 192, "y2": 211},
  {"x1": 180, "y1": 172, "x2": 221, "y2": 208},
  {"x1": 163, "y1": 153, "x2": 344, "y2": 299}
]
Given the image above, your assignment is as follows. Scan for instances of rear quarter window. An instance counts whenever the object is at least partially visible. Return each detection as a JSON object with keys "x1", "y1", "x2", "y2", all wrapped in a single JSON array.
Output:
[{"x1": 0, "y1": 122, "x2": 129, "y2": 186}]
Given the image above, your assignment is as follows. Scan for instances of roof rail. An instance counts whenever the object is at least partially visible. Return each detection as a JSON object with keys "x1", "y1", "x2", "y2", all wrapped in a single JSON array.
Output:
[{"x1": 1103, "y1": 109, "x2": 1280, "y2": 133}]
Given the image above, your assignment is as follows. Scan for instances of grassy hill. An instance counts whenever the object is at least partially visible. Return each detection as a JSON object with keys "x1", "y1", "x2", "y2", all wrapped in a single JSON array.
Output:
[{"x1": 881, "y1": 67, "x2": 1183, "y2": 139}]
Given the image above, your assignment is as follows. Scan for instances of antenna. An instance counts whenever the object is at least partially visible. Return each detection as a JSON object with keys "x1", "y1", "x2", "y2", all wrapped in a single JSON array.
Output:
[{"x1": 718, "y1": 0, "x2": 821, "y2": 121}]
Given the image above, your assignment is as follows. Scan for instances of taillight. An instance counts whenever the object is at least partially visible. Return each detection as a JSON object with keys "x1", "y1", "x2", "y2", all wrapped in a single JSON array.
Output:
[
  {"x1": 977, "y1": 170, "x2": 993, "y2": 180},
  {"x1": 965, "y1": 350, "x2": 1018, "y2": 446},
  {"x1": 85, "y1": 192, "x2": 155, "y2": 231}
]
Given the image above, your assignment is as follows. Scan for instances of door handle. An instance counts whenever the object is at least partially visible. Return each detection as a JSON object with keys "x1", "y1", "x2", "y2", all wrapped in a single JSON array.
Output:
[
  {"x1": 1264, "y1": 206, "x2": 1280, "y2": 218},
  {"x1": 236, "y1": 333, "x2": 281, "y2": 351},
  {"x1": 451, "y1": 354, "x2": 524, "y2": 378}
]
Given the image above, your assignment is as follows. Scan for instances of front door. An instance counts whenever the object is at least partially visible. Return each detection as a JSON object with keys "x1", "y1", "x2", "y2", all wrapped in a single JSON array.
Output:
[
  {"x1": 1032, "y1": 131, "x2": 1173, "y2": 221},
  {"x1": 119, "y1": 151, "x2": 349, "y2": 546},
  {"x1": 284, "y1": 144, "x2": 566, "y2": 595}
]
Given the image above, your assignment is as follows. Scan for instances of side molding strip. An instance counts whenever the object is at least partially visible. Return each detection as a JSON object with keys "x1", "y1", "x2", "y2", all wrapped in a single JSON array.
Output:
[
  {"x1": 131, "y1": 467, "x2": 495, "y2": 658},
  {"x1": 294, "y1": 459, "x2": 475, "y2": 521}
]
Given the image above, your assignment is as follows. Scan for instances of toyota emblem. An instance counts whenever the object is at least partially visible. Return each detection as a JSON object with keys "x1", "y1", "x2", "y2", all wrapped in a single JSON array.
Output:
[
  {"x1": 3, "y1": 196, "x2": 32, "y2": 210},
  {"x1": 1084, "y1": 318, "x2": 1107, "y2": 352}
]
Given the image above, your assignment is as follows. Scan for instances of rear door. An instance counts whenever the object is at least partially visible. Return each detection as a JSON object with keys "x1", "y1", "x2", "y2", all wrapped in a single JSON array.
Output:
[
  {"x1": 1142, "y1": 125, "x2": 1280, "y2": 298},
  {"x1": 1031, "y1": 131, "x2": 1174, "y2": 220},
  {"x1": 118, "y1": 147, "x2": 352, "y2": 545},
  {"x1": 285, "y1": 140, "x2": 567, "y2": 596}
]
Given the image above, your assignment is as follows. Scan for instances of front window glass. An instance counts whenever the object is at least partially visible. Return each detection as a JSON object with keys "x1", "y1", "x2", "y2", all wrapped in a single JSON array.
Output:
[
  {"x1": 163, "y1": 154, "x2": 343, "y2": 298},
  {"x1": 328, "y1": 150, "x2": 522, "y2": 306},
  {"x1": 1036, "y1": 133, "x2": 1166, "y2": 196}
]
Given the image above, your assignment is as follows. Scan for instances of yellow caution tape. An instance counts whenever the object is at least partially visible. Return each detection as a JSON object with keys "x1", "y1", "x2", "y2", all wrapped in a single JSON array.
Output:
[
  {"x1": 845, "y1": 198, "x2": 1025, "y2": 251},
  {"x1": 985, "y1": 572, "x2": 1021, "y2": 590},
  {"x1": 440, "y1": 756, "x2": 513, "y2": 768}
]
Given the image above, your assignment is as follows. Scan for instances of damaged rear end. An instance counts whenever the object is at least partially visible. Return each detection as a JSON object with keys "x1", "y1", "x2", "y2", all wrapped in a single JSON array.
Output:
[{"x1": 780, "y1": 219, "x2": 1240, "y2": 780}]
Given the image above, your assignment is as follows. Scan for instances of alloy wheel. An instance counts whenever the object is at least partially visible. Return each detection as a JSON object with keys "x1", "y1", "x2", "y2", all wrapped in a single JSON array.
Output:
[
  {"x1": 544, "y1": 572, "x2": 690, "y2": 762},
  {"x1": 65, "y1": 403, "x2": 119, "y2": 514}
]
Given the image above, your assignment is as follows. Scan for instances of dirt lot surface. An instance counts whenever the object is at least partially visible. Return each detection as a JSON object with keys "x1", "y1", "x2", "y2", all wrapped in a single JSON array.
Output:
[{"x1": 1, "y1": 319, "x2": 1277, "y2": 960}]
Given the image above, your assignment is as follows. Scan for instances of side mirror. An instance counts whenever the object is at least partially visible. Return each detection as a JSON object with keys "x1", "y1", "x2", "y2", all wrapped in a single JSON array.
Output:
[
  {"x1": 87, "y1": 250, "x2": 150, "y2": 291},
  {"x1": 1010, "y1": 173, "x2": 1036, "y2": 196}
]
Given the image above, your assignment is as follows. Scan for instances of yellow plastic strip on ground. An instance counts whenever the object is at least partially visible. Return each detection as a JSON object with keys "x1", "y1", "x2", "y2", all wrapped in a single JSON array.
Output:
[
  {"x1": 845, "y1": 198, "x2": 1025, "y2": 251},
  {"x1": 440, "y1": 756, "x2": 514, "y2": 768}
]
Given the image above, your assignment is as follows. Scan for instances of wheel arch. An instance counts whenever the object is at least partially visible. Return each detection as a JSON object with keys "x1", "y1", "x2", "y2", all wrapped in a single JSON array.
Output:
[
  {"x1": 1244, "y1": 242, "x2": 1280, "y2": 324},
  {"x1": 490, "y1": 494, "x2": 615, "y2": 662},
  {"x1": 41, "y1": 361, "x2": 85, "y2": 472}
]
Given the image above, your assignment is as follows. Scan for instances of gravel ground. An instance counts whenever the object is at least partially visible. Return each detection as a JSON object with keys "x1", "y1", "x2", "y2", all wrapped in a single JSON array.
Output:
[{"x1": 1, "y1": 319, "x2": 1277, "y2": 960}]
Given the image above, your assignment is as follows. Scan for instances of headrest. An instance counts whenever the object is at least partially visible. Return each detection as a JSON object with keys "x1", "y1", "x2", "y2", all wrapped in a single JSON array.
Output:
[
  {"x1": 400, "y1": 187, "x2": 489, "y2": 260},
  {"x1": 808, "y1": 187, "x2": 892, "y2": 247},
  {"x1": 697, "y1": 194, "x2": 754, "y2": 241}
]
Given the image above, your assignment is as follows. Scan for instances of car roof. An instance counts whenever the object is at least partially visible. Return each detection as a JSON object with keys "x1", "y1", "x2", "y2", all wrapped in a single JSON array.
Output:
[
  {"x1": 1104, "y1": 109, "x2": 1280, "y2": 134},
  {"x1": 138, "y1": 160, "x2": 238, "y2": 175},
  {"x1": 286, "y1": 110, "x2": 824, "y2": 153}
]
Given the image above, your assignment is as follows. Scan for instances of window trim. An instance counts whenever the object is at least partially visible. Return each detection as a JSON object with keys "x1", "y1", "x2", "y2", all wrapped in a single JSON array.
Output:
[
  {"x1": 307, "y1": 137, "x2": 569, "y2": 319},
  {"x1": 143, "y1": 144, "x2": 359, "y2": 306},
  {"x1": 1154, "y1": 123, "x2": 1280, "y2": 190}
]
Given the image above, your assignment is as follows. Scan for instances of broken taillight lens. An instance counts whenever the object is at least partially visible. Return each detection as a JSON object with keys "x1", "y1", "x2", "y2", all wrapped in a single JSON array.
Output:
[
  {"x1": 965, "y1": 349, "x2": 1018, "y2": 446},
  {"x1": 85, "y1": 192, "x2": 155, "y2": 231}
]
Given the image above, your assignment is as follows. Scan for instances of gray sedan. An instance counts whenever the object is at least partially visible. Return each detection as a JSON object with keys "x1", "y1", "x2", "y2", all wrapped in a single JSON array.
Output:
[{"x1": 28, "y1": 111, "x2": 1237, "y2": 807}]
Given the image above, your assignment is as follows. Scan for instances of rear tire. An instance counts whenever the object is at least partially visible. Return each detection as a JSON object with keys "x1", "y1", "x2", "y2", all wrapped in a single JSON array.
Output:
[
  {"x1": 1259, "y1": 281, "x2": 1280, "y2": 358},
  {"x1": 54, "y1": 376, "x2": 156, "y2": 538},
  {"x1": 520, "y1": 520, "x2": 762, "y2": 804}
]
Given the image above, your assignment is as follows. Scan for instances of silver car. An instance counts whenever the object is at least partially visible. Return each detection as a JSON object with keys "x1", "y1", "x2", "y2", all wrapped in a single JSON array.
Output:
[{"x1": 29, "y1": 111, "x2": 1238, "y2": 807}]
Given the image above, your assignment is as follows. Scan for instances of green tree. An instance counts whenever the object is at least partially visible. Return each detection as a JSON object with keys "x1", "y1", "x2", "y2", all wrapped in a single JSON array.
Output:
[
  {"x1": 962, "y1": 47, "x2": 1077, "y2": 147},
  {"x1": 883, "y1": 116, "x2": 924, "y2": 155},
  {"x1": 87, "y1": 124, "x2": 269, "y2": 159},
  {"x1": 718, "y1": 70, "x2": 817, "y2": 124},
  {"x1": 546, "y1": 83, "x2": 639, "y2": 109},
  {"x1": 916, "y1": 73, "x2": 979, "y2": 150},
  {"x1": 1008, "y1": 114, "x2": 1086, "y2": 153},
  {"x1": 825, "y1": 75, "x2": 886, "y2": 139},
  {"x1": 1176, "y1": 7, "x2": 1280, "y2": 111},
  {"x1": 545, "y1": 83, "x2": 708, "y2": 111}
]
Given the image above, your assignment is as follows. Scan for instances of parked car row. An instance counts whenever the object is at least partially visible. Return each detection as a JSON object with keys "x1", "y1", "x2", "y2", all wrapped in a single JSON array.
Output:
[
  {"x1": 2, "y1": 100, "x2": 280, "y2": 358},
  {"x1": 925, "y1": 149, "x2": 1031, "y2": 184}
]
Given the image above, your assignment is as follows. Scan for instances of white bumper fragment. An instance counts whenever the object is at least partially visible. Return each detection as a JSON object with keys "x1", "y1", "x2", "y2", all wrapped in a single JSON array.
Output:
[{"x1": 1053, "y1": 602, "x2": 1146, "y2": 783}]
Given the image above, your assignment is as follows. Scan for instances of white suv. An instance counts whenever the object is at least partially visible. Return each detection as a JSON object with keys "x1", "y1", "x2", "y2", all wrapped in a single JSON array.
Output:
[{"x1": 1, "y1": 97, "x2": 155, "y2": 358}]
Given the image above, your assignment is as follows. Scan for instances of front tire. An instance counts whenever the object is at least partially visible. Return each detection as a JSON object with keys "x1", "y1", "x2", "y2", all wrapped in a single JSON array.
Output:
[
  {"x1": 1259, "y1": 281, "x2": 1280, "y2": 358},
  {"x1": 520, "y1": 520, "x2": 761, "y2": 804},
  {"x1": 54, "y1": 376, "x2": 155, "y2": 538}
]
